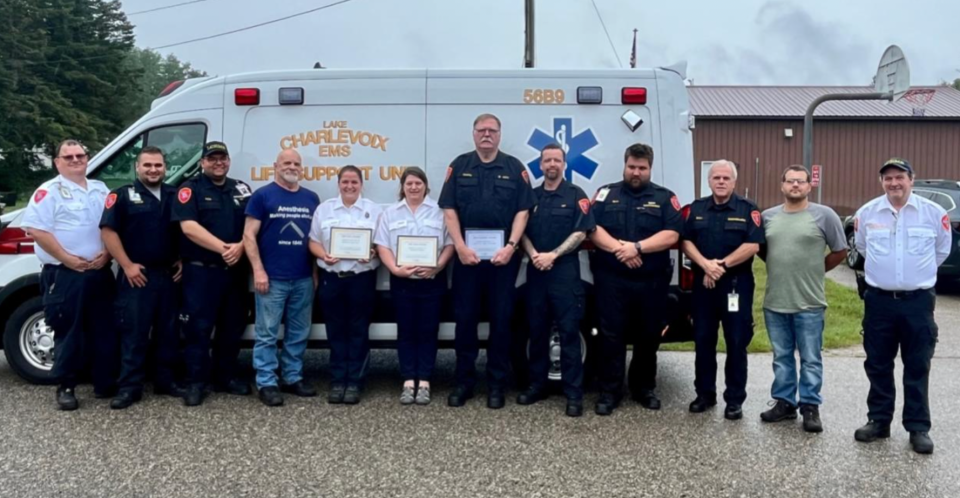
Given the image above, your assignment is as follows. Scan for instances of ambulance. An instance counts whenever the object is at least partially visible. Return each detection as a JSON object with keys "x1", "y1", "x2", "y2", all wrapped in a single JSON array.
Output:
[{"x1": 0, "y1": 66, "x2": 697, "y2": 384}]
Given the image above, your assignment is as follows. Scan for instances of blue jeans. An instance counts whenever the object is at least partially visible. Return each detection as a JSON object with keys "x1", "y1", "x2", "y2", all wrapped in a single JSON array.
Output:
[
  {"x1": 253, "y1": 277, "x2": 314, "y2": 388},
  {"x1": 763, "y1": 309, "x2": 825, "y2": 406}
]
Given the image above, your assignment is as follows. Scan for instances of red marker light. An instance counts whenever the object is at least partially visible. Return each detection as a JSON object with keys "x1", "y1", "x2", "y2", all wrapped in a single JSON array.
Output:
[
  {"x1": 621, "y1": 87, "x2": 647, "y2": 105},
  {"x1": 235, "y1": 88, "x2": 260, "y2": 106}
]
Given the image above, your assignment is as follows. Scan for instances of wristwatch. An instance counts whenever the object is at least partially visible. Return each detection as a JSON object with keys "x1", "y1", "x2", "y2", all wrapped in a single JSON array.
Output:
[
  {"x1": 507, "y1": 240, "x2": 518, "y2": 249},
  {"x1": 718, "y1": 260, "x2": 728, "y2": 269},
  {"x1": 634, "y1": 241, "x2": 642, "y2": 253}
]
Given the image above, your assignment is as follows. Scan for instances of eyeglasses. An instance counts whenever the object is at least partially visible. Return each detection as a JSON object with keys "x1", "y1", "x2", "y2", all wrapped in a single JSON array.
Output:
[
  {"x1": 58, "y1": 153, "x2": 88, "y2": 162},
  {"x1": 474, "y1": 128, "x2": 500, "y2": 135},
  {"x1": 783, "y1": 179, "x2": 809, "y2": 185},
  {"x1": 205, "y1": 157, "x2": 230, "y2": 164}
]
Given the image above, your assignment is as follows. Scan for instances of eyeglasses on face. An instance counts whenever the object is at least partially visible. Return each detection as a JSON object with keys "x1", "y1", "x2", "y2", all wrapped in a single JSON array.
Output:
[{"x1": 59, "y1": 153, "x2": 88, "y2": 162}]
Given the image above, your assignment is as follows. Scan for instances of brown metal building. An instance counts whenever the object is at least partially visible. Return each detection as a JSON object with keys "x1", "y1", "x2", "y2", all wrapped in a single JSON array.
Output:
[{"x1": 689, "y1": 86, "x2": 960, "y2": 215}]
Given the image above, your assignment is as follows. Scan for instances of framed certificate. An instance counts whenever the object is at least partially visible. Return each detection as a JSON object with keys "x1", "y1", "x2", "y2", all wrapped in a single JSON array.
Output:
[
  {"x1": 329, "y1": 227, "x2": 373, "y2": 260},
  {"x1": 396, "y1": 235, "x2": 439, "y2": 268},
  {"x1": 465, "y1": 229, "x2": 505, "y2": 261}
]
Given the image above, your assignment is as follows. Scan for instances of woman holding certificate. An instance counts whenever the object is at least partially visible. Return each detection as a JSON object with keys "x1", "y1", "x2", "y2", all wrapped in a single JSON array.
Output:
[
  {"x1": 375, "y1": 167, "x2": 454, "y2": 405},
  {"x1": 308, "y1": 166, "x2": 383, "y2": 405}
]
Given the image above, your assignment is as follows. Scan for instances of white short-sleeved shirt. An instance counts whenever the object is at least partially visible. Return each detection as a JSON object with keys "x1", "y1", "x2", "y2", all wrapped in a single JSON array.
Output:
[
  {"x1": 21, "y1": 176, "x2": 109, "y2": 265},
  {"x1": 854, "y1": 193, "x2": 952, "y2": 291},
  {"x1": 309, "y1": 195, "x2": 382, "y2": 274},
  {"x1": 374, "y1": 196, "x2": 452, "y2": 269}
]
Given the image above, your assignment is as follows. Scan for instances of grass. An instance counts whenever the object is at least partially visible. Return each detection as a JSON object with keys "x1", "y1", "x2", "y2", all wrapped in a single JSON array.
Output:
[{"x1": 661, "y1": 259, "x2": 864, "y2": 353}]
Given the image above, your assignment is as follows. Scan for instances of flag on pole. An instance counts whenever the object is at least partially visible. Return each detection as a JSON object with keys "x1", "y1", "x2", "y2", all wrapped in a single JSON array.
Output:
[{"x1": 629, "y1": 29, "x2": 637, "y2": 68}]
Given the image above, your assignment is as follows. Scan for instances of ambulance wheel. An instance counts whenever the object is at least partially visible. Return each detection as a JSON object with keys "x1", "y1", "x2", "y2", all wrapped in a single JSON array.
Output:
[{"x1": 3, "y1": 296, "x2": 58, "y2": 385}]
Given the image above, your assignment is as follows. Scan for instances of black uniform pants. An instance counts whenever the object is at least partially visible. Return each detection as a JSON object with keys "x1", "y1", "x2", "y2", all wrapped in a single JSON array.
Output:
[
  {"x1": 692, "y1": 275, "x2": 755, "y2": 405},
  {"x1": 595, "y1": 271, "x2": 669, "y2": 397},
  {"x1": 526, "y1": 262, "x2": 585, "y2": 400},
  {"x1": 41, "y1": 265, "x2": 117, "y2": 392},
  {"x1": 180, "y1": 262, "x2": 249, "y2": 387},
  {"x1": 863, "y1": 287, "x2": 938, "y2": 432},
  {"x1": 318, "y1": 270, "x2": 376, "y2": 386},
  {"x1": 391, "y1": 275, "x2": 445, "y2": 381},
  {"x1": 452, "y1": 258, "x2": 521, "y2": 391},
  {"x1": 115, "y1": 267, "x2": 180, "y2": 395}
]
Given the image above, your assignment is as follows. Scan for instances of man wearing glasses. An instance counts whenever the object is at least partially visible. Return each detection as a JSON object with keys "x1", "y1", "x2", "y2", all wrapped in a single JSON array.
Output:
[
  {"x1": 758, "y1": 165, "x2": 846, "y2": 433},
  {"x1": 21, "y1": 139, "x2": 116, "y2": 410},
  {"x1": 439, "y1": 113, "x2": 534, "y2": 409}
]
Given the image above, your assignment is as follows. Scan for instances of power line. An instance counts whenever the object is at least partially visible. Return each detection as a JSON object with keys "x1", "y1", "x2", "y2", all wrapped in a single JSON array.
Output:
[
  {"x1": 152, "y1": 0, "x2": 354, "y2": 50},
  {"x1": 128, "y1": 0, "x2": 208, "y2": 16},
  {"x1": 6, "y1": 0, "x2": 355, "y2": 66},
  {"x1": 589, "y1": 0, "x2": 622, "y2": 69}
]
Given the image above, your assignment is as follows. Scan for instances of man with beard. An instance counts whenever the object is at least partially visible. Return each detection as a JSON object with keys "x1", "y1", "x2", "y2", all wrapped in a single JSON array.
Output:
[
  {"x1": 173, "y1": 141, "x2": 253, "y2": 406},
  {"x1": 852, "y1": 158, "x2": 950, "y2": 454},
  {"x1": 588, "y1": 143, "x2": 683, "y2": 416},
  {"x1": 517, "y1": 143, "x2": 595, "y2": 417},
  {"x1": 758, "y1": 165, "x2": 846, "y2": 432},
  {"x1": 243, "y1": 149, "x2": 321, "y2": 407},
  {"x1": 438, "y1": 113, "x2": 535, "y2": 409},
  {"x1": 682, "y1": 160, "x2": 764, "y2": 421},
  {"x1": 101, "y1": 146, "x2": 185, "y2": 409}
]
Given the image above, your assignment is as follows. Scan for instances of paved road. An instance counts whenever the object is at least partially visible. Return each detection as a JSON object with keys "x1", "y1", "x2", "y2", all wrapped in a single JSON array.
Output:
[{"x1": 1, "y1": 266, "x2": 958, "y2": 497}]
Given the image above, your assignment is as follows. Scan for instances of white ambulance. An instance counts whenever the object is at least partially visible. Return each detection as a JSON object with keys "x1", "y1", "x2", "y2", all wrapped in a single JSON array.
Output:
[{"x1": 0, "y1": 66, "x2": 696, "y2": 384}]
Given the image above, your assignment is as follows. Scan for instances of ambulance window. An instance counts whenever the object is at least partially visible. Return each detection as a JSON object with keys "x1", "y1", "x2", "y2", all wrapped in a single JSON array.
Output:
[{"x1": 91, "y1": 123, "x2": 206, "y2": 189}]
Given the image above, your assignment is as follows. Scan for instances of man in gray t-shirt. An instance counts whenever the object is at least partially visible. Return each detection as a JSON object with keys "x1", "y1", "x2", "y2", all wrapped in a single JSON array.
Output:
[{"x1": 758, "y1": 165, "x2": 847, "y2": 433}]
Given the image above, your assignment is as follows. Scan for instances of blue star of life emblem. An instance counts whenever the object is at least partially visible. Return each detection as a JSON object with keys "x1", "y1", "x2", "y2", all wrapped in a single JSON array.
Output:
[{"x1": 526, "y1": 117, "x2": 600, "y2": 182}]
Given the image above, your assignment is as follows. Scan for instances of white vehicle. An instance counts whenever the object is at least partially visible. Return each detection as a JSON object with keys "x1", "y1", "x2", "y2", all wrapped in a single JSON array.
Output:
[{"x1": 0, "y1": 66, "x2": 697, "y2": 384}]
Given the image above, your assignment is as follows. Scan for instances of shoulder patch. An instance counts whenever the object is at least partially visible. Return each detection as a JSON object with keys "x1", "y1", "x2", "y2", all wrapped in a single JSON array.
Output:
[
  {"x1": 751, "y1": 210, "x2": 762, "y2": 227},
  {"x1": 578, "y1": 198, "x2": 590, "y2": 215},
  {"x1": 178, "y1": 187, "x2": 192, "y2": 204},
  {"x1": 521, "y1": 170, "x2": 529, "y2": 184},
  {"x1": 944, "y1": 214, "x2": 951, "y2": 231},
  {"x1": 105, "y1": 193, "x2": 118, "y2": 209},
  {"x1": 670, "y1": 195, "x2": 681, "y2": 211},
  {"x1": 682, "y1": 205, "x2": 692, "y2": 220},
  {"x1": 33, "y1": 189, "x2": 48, "y2": 203}
]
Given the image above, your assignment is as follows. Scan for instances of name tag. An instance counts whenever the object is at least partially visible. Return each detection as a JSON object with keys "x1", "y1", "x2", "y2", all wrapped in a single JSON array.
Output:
[
  {"x1": 59, "y1": 187, "x2": 73, "y2": 199},
  {"x1": 389, "y1": 220, "x2": 408, "y2": 230},
  {"x1": 236, "y1": 183, "x2": 252, "y2": 197},
  {"x1": 128, "y1": 188, "x2": 142, "y2": 203},
  {"x1": 728, "y1": 293, "x2": 739, "y2": 312},
  {"x1": 595, "y1": 188, "x2": 610, "y2": 202}
]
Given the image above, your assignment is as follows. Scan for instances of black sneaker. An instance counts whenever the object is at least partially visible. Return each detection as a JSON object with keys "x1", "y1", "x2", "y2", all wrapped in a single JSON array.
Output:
[
  {"x1": 328, "y1": 384, "x2": 346, "y2": 404},
  {"x1": 632, "y1": 389, "x2": 661, "y2": 410},
  {"x1": 280, "y1": 381, "x2": 318, "y2": 398},
  {"x1": 487, "y1": 389, "x2": 506, "y2": 410},
  {"x1": 688, "y1": 395, "x2": 717, "y2": 413},
  {"x1": 799, "y1": 404, "x2": 823, "y2": 433},
  {"x1": 183, "y1": 384, "x2": 205, "y2": 407},
  {"x1": 854, "y1": 420, "x2": 890, "y2": 442},
  {"x1": 724, "y1": 404, "x2": 743, "y2": 420},
  {"x1": 343, "y1": 385, "x2": 361, "y2": 405},
  {"x1": 760, "y1": 400, "x2": 798, "y2": 423},
  {"x1": 110, "y1": 391, "x2": 142, "y2": 410},
  {"x1": 595, "y1": 393, "x2": 620, "y2": 416},
  {"x1": 56, "y1": 386, "x2": 79, "y2": 411},
  {"x1": 447, "y1": 385, "x2": 474, "y2": 407},
  {"x1": 258, "y1": 386, "x2": 284, "y2": 407},
  {"x1": 909, "y1": 431, "x2": 934, "y2": 454},
  {"x1": 566, "y1": 399, "x2": 584, "y2": 418}
]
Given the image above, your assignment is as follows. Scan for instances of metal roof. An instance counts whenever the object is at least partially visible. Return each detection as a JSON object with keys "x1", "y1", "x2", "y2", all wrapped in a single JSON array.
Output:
[{"x1": 689, "y1": 86, "x2": 960, "y2": 119}]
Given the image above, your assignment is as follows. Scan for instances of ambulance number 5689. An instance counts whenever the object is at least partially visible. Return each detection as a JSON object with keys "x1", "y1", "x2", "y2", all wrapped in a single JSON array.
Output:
[{"x1": 523, "y1": 89, "x2": 565, "y2": 104}]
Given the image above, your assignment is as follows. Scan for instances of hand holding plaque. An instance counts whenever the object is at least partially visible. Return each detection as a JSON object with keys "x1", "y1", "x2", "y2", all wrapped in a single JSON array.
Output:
[
  {"x1": 396, "y1": 235, "x2": 439, "y2": 268},
  {"x1": 464, "y1": 229, "x2": 504, "y2": 261},
  {"x1": 329, "y1": 227, "x2": 373, "y2": 260}
]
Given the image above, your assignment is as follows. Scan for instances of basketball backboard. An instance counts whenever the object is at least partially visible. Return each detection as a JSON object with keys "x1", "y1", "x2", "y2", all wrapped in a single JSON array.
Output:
[{"x1": 874, "y1": 45, "x2": 910, "y2": 101}]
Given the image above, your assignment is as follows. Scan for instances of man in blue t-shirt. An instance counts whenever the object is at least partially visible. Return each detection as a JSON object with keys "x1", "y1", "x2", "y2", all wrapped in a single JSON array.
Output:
[{"x1": 243, "y1": 149, "x2": 321, "y2": 406}]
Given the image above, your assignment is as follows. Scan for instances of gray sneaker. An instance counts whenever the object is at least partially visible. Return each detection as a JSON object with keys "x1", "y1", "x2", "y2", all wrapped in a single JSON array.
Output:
[
  {"x1": 400, "y1": 386, "x2": 416, "y2": 405},
  {"x1": 415, "y1": 386, "x2": 431, "y2": 405}
]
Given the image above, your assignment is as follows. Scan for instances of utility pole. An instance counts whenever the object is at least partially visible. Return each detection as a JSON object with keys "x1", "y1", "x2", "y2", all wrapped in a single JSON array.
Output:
[{"x1": 524, "y1": 0, "x2": 535, "y2": 68}]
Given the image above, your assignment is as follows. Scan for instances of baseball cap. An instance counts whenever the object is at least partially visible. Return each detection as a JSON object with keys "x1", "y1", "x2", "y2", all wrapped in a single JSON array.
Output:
[
  {"x1": 880, "y1": 157, "x2": 912, "y2": 175},
  {"x1": 202, "y1": 141, "x2": 229, "y2": 158}
]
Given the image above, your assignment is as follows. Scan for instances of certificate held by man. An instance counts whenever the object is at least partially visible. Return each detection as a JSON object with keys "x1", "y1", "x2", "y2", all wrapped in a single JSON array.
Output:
[
  {"x1": 396, "y1": 235, "x2": 439, "y2": 268},
  {"x1": 464, "y1": 229, "x2": 504, "y2": 261},
  {"x1": 329, "y1": 227, "x2": 373, "y2": 260}
]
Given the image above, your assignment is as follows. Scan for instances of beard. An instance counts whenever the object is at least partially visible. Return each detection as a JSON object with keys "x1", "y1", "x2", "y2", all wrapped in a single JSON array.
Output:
[{"x1": 280, "y1": 171, "x2": 300, "y2": 183}]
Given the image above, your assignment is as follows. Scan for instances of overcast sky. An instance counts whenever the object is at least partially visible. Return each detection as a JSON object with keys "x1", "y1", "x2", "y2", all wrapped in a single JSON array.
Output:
[{"x1": 124, "y1": 0, "x2": 958, "y2": 86}]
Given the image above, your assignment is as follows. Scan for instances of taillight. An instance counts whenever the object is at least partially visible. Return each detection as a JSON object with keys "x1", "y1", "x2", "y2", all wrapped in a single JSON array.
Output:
[
  {"x1": 0, "y1": 227, "x2": 35, "y2": 254},
  {"x1": 158, "y1": 80, "x2": 184, "y2": 97},
  {"x1": 235, "y1": 88, "x2": 260, "y2": 106},
  {"x1": 621, "y1": 87, "x2": 647, "y2": 105}
]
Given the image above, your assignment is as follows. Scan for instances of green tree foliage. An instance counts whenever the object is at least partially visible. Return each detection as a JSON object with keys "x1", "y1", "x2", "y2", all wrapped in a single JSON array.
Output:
[
  {"x1": 121, "y1": 48, "x2": 207, "y2": 125},
  {"x1": 953, "y1": 78, "x2": 960, "y2": 91}
]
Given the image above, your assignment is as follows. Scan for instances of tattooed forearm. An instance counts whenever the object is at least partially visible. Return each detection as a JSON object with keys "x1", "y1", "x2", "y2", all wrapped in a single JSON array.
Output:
[{"x1": 552, "y1": 232, "x2": 586, "y2": 257}]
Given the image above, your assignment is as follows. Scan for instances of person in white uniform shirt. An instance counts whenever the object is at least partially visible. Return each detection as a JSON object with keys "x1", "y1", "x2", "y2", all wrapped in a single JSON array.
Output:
[
  {"x1": 21, "y1": 139, "x2": 116, "y2": 410},
  {"x1": 852, "y1": 158, "x2": 951, "y2": 455},
  {"x1": 309, "y1": 165, "x2": 383, "y2": 405},
  {"x1": 374, "y1": 167, "x2": 454, "y2": 405}
]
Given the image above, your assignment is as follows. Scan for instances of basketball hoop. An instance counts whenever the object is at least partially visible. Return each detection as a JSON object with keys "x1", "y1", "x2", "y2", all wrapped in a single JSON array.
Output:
[{"x1": 902, "y1": 88, "x2": 935, "y2": 117}]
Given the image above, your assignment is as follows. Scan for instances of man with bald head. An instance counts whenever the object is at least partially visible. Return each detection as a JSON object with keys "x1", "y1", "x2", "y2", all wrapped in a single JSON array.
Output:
[
  {"x1": 681, "y1": 160, "x2": 765, "y2": 420},
  {"x1": 243, "y1": 149, "x2": 321, "y2": 406}
]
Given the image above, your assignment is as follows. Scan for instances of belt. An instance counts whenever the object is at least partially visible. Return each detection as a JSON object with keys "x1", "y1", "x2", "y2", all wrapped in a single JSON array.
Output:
[
  {"x1": 188, "y1": 260, "x2": 229, "y2": 270},
  {"x1": 867, "y1": 286, "x2": 929, "y2": 300},
  {"x1": 335, "y1": 271, "x2": 359, "y2": 278}
]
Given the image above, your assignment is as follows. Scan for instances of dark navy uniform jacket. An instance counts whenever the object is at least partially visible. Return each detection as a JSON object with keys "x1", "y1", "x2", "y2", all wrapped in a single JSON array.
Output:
[
  {"x1": 592, "y1": 181, "x2": 684, "y2": 279},
  {"x1": 172, "y1": 173, "x2": 252, "y2": 265},
  {"x1": 682, "y1": 193, "x2": 765, "y2": 277},
  {"x1": 525, "y1": 180, "x2": 596, "y2": 267},
  {"x1": 99, "y1": 179, "x2": 180, "y2": 268},
  {"x1": 438, "y1": 150, "x2": 535, "y2": 233}
]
